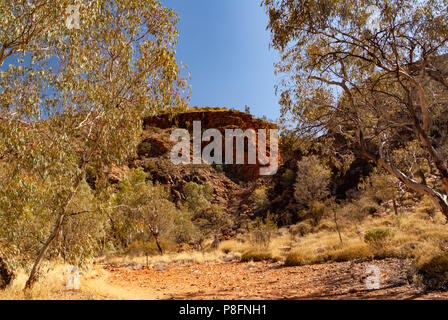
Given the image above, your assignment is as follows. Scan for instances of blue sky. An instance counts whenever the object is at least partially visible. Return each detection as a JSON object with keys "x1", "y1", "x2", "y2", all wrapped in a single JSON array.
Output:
[{"x1": 162, "y1": 0, "x2": 280, "y2": 121}]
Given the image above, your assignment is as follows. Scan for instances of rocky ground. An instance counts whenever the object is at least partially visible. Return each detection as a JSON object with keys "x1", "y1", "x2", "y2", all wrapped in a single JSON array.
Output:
[{"x1": 89, "y1": 258, "x2": 448, "y2": 300}]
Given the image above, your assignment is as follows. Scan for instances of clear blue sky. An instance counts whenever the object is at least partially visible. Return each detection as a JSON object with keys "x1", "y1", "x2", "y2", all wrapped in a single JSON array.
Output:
[{"x1": 162, "y1": 0, "x2": 280, "y2": 121}]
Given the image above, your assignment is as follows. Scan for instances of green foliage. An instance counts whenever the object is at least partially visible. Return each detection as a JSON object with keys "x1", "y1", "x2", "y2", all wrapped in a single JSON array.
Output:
[
  {"x1": 249, "y1": 185, "x2": 269, "y2": 207},
  {"x1": 360, "y1": 169, "x2": 398, "y2": 204},
  {"x1": 294, "y1": 156, "x2": 330, "y2": 206},
  {"x1": 59, "y1": 180, "x2": 105, "y2": 265},
  {"x1": 193, "y1": 205, "x2": 234, "y2": 237},
  {"x1": 264, "y1": 0, "x2": 448, "y2": 218},
  {"x1": 143, "y1": 160, "x2": 159, "y2": 176},
  {"x1": 0, "y1": 0, "x2": 190, "y2": 282},
  {"x1": 110, "y1": 168, "x2": 199, "y2": 251},
  {"x1": 279, "y1": 130, "x2": 300, "y2": 158},
  {"x1": 183, "y1": 182, "x2": 213, "y2": 213}
]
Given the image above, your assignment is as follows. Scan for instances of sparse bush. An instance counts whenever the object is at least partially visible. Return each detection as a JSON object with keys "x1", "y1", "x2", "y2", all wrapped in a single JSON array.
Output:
[
  {"x1": 359, "y1": 170, "x2": 399, "y2": 205},
  {"x1": 314, "y1": 218, "x2": 336, "y2": 233},
  {"x1": 284, "y1": 251, "x2": 311, "y2": 266},
  {"x1": 358, "y1": 196, "x2": 379, "y2": 216},
  {"x1": 247, "y1": 212, "x2": 277, "y2": 248},
  {"x1": 294, "y1": 155, "x2": 331, "y2": 206},
  {"x1": 110, "y1": 168, "x2": 200, "y2": 253},
  {"x1": 364, "y1": 227, "x2": 393, "y2": 251},
  {"x1": 192, "y1": 205, "x2": 233, "y2": 237},
  {"x1": 249, "y1": 185, "x2": 269, "y2": 207},
  {"x1": 240, "y1": 248, "x2": 275, "y2": 262},
  {"x1": 300, "y1": 200, "x2": 329, "y2": 226},
  {"x1": 415, "y1": 196, "x2": 440, "y2": 221},
  {"x1": 289, "y1": 220, "x2": 313, "y2": 237},
  {"x1": 322, "y1": 243, "x2": 372, "y2": 262},
  {"x1": 219, "y1": 240, "x2": 248, "y2": 254}
]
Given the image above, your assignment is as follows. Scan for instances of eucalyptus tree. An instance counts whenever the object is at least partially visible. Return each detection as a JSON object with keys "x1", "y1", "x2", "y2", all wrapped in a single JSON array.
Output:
[
  {"x1": 0, "y1": 0, "x2": 188, "y2": 289},
  {"x1": 264, "y1": 0, "x2": 448, "y2": 216}
]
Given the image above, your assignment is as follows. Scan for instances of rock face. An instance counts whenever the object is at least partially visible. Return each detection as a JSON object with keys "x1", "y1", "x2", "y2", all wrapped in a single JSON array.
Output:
[
  {"x1": 143, "y1": 107, "x2": 280, "y2": 181},
  {"x1": 131, "y1": 108, "x2": 373, "y2": 227},
  {"x1": 125, "y1": 108, "x2": 281, "y2": 230}
]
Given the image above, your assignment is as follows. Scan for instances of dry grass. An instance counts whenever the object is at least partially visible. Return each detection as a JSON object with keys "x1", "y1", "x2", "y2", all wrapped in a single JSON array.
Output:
[
  {"x1": 0, "y1": 263, "x2": 99, "y2": 300},
  {"x1": 219, "y1": 198, "x2": 448, "y2": 269},
  {"x1": 103, "y1": 249, "x2": 228, "y2": 267},
  {"x1": 0, "y1": 247, "x2": 236, "y2": 300},
  {"x1": 240, "y1": 248, "x2": 274, "y2": 262},
  {"x1": 2, "y1": 196, "x2": 447, "y2": 299}
]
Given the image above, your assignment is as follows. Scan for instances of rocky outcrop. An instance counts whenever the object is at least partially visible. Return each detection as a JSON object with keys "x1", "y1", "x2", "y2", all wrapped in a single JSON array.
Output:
[
  {"x1": 143, "y1": 107, "x2": 281, "y2": 182},
  {"x1": 133, "y1": 108, "x2": 373, "y2": 227},
  {"x1": 124, "y1": 108, "x2": 282, "y2": 230}
]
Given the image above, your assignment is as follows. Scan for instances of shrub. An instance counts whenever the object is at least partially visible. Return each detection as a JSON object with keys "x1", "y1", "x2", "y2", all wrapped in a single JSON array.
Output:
[
  {"x1": 278, "y1": 210, "x2": 294, "y2": 225},
  {"x1": 358, "y1": 196, "x2": 379, "y2": 216},
  {"x1": 240, "y1": 248, "x2": 274, "y2": 262},
  {"x1": 249, "y1": 185, "x2": 269, "y2": 207},
  {"x1": 304, "y1": 200, "x2": 329, "y2": 226},
  {"x1": 322, "y1": 243, "x2": 372, "y2": 262},
  {"x1": 219, "y1": 240, "x2": 248, "y2": 254},
  {"x1": 137, "y1": 140, "x2": 152, "y2": 157},
  {"x1": 60, "y1": 180, "x2": 106, "y2": 265},
  {"x1": 247, "y1": 212, "x2": 277, "y2": 247},
  {"x1": 183, "y1": 182, "x2": 213, "y2": 213},
  {"x1": 284, "y1": 251, "x2": 311, "y2": 266},
  {"x1": 418, "y1": 255, "x2": 448, "y2": 276},
  {"x1": 110, "y1": 168, "x2": 200, "y2": 252},
  {"x1": 294, "y1": 155, "x2": 331, "y2": 206},
  {"x1": 359, "y1": 169, "x2": 398, "y2": 204},
  {"x1": 289, "y1": 220, "x2": 313, "y2": 237},
  {"x1": 364, "y1": 227, "x2": 393, "y2": 251},
  {"x1": 192, "y1": 205, "x2": 233, "y2": 237},
  {"x1": 415, "y1": 196, "x2": 438, "y2": 221},
  {"x1": 143, "y1": 160, "x2": 158, "y2": 176}
]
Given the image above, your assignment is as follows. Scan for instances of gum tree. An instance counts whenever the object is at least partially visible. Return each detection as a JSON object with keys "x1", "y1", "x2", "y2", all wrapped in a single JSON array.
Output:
[
  {"x1": 0, "y1": 0, "x2": 188, "y2": 289},
  {"x1": 263, "y1": 0, "x2": 448, "y2": 216}
]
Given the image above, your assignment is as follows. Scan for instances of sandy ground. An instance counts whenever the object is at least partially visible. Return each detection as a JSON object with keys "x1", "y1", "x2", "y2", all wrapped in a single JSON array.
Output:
[{"x1": 85, "y1": 258, "x2": 448, "y2": 300}]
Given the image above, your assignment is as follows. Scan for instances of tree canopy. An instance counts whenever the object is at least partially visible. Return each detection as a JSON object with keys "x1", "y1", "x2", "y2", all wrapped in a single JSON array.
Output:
[
  {"x1": 0, "y1": 0, "x2": 188, "y2": 289},
  {"x1": 264, "y1": 0, "x2": 448, "y2": 216}
]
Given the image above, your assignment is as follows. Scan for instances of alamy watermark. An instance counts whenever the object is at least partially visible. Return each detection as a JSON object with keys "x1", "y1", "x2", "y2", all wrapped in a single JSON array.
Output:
[
  {"x1": 170, "y1": 121, "x2": 279, "y2": 176},
  {"x1": 366, "y1": 5, "x2": 381, "y2": 32},
  {"x1": 66, "y1": 5, "x2": 80, "y2": 30},
  {"x1": 65, "y1": 265, "x2": 80, "y2": 290},
  {"x1": 365, "y1": 264, "x2": 381, "y2": 290}
]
